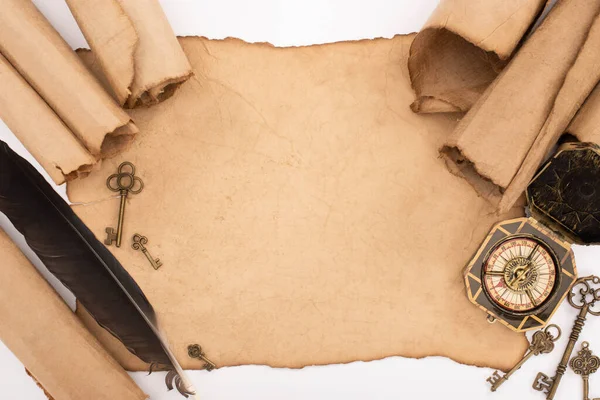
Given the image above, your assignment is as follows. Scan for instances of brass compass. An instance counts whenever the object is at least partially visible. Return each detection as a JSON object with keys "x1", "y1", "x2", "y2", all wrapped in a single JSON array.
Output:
[{"x1": 465, "y1": 217, "x2": 575, "y2": 332}]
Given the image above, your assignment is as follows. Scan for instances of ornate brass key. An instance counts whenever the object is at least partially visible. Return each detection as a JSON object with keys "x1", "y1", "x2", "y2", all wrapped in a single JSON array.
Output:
[
  {"x1": 570, "y1": 342, "x2": 600, "y2": 400},
  {"x1": 486, "y1": 324, "x2": 560, "y2": 392},
  {"x1": 533, "y1": 276, "x2": 600, "y2": 399},
  {"x1": 105, "y1": 162, "x2": 143, "y2": 247},
  {"x1": 132, "y1": 234, "x2": 162, "y2": 270},
  {"x1": 187, "y1": 344, "x2": 216, "y2": 371}
]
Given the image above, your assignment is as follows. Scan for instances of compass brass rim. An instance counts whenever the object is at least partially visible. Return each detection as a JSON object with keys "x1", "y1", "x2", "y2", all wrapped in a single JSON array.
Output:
[{"x1": 480, "y1": 233, "x2": 562, "y2": 317}]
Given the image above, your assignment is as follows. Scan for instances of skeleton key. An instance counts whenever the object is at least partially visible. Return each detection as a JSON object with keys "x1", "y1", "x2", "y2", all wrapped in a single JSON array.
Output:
[
  {"x1": 570, "y1": 342, "x2": 600, "y2": 400},
  {"x1": 533, "y1": 276, "x2": 600, "y2": 399},
  {"x1": 105, "y1": 162, "x2": 143, "y2": 247},
  {"x1": 486, "y1": 324, "x2": 561, "y2": 392},
  {"x1": 132, "y1": 234, "x2": 162, "y2": 270},
  {"x1": 187, "y1": 344, "x2": 216, "y2": 371}
]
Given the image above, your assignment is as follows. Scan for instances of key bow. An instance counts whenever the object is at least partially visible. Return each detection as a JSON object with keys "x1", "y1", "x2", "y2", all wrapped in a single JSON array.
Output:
[
  {"x1": 132, "y1": 234, "x2": 149, "y2": 250},
  {"x1": 106, "y1": 161, "x2": 144, "y2": 194},
  {"x1": 571, "y1": 342, "x2": 600, "y2": 376},
  {"x1": 530, "y1": 324, "x2": 561, "y2": 355},
  {"x1": 568, "y1": 276, "x2": 600, "y2": 315}
]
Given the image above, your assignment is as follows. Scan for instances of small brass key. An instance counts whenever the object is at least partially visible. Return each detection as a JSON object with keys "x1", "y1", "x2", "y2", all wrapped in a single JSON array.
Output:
[
  {"x1": 533, "y1": 276, "x2": 600, "y2": 399},
  {"x1": 486, "y1": 324, "x2": 561, "y2": 392},
  {"x1": 132, "y1": 234, "x2": 162, "y2": 270},
  {"x1": 105, "y1": 162, "x2": 143, "y2": 247},
  {"x1": 187, "y1": 344, "x2": 216, "y2": 371},
  {"x1": 570, "y1": 342, "x2": 600, "y2": 400}
]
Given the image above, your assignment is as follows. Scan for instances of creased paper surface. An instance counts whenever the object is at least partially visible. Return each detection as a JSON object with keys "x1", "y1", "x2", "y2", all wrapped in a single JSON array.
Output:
[
  {"x1": 408, "y1": 0, "x2": 546, "y2": 113},
  {"x1": 68, "y1": 35, "x2": 527, "y2": 371},
  {"x1": 0, "y1": 229, "x2": 146, "y2": 400},
  {"x1": 441, "y1": 0, "x2": 600, "y2": 211},
  {"x1": 66, "y1": 0, "x2": 192, "y2": 108}
]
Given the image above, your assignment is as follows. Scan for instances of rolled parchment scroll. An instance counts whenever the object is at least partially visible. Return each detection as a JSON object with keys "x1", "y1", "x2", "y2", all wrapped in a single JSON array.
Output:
[
  {"x1": 0, "y1": 54, "x2": 95, "y2": 184},
  {"x1": 440, "y1": 0, "x2": 600, "y2": 211},
  {"x1": 0, "y1": 229, "x2": 146, "y2": 400},
  {"x1": 66, "y1": 0, "x2": 193, "y2": 108},
  {"x1": 408, "y1": 0, "x2": 547, "y2": 113}
]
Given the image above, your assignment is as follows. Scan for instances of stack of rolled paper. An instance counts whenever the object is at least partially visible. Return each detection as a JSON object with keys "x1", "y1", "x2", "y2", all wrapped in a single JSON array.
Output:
[
  {"x1": 0, "y1": 0, "x2": 192, "y2": 185},
  {"x1": 410, "y1": 0, "x2": 600, "y2": 212}
]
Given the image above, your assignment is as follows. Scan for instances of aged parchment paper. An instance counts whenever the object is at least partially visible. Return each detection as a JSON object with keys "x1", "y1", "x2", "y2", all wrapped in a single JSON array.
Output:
[
  {"x1": 66, "y1": 0, "x2": 192, "y2": 108},
  {"x1": 69, "y1": 35, "x2": 527, "y2": 371},
  {"x1": 408, "y1": 0, "x2": 546, "y2": 113},
  {"x1": 0, "y1": 229, "x2": 146, "y2": 400}
]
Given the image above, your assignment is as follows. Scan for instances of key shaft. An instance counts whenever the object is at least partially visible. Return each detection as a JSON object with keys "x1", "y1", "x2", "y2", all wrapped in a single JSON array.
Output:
[
  {"x1": 545, "y1": 306, "x2": 588, "y2": 399},
  {"x1": 489, "y1": 351, "x2": 534, "y2": 391},
  {"x1": 115, "y1": 190, "x2": 128, "y2": 247},
  {"x1": 141, "y1": 247, "x2": 162, "y2": 270}
]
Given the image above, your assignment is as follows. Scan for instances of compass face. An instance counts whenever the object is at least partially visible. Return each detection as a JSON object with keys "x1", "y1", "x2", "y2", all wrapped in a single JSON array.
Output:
[{"x1": 482, "y1": 236, "x2": 558, "y2": 314}]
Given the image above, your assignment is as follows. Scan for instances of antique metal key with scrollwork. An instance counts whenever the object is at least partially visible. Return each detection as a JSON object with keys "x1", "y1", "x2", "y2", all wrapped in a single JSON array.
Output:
[
  {"x1": 132, "y1": 234, "x2": 162, "y2": 270},
  {"x1": 570, "y1": 342, "x2": 600, "y2": 400},
  {"x1": 533, "y1": 276, "x2": 600, "y2": 399},
  {"x1": 187, "y1": 344, "x2": 216, "y2": 371},
  {"x1": 486, "y1": 324, "x2": 561, "y2": 392},
  {"x1": 105, "y1": 162, "x2": 144, "y2": 247}
]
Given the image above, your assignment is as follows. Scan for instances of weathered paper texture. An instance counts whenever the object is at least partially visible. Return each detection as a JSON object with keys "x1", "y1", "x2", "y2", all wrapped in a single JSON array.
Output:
[
  {"x1": 68, "y1": 35, "x2": 527, "y2": 371},
  {"x1": 0, "y1": 0, "x2": 137, "y2": 161},
  {"x1": 0, "y1": 229, "x2": 146, "y2": 400},
  {"x1": 0, "y1": 53, "x2": 95, "y2": 185},
  {"x1": 66, "y1": 0, "x2": 193, "y2": 108},
  {"x1": 408, "y1": 0, "x2": 546, "y2": 113},
  {"x1": 441, "y1": 0, "x2": 600, "y2": 211}
]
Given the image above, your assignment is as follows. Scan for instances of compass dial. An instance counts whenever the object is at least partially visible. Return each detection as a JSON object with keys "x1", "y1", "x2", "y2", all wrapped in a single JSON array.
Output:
[{"x1": 482, "y1": 236, "x2": 558, "y2": 313}]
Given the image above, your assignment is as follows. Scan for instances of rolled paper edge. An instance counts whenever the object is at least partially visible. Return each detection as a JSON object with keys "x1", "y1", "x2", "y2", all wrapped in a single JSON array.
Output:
[
  {"x1": 0, "y1": 53, "x2": 97, "y2": 185},
  {"x1": 65, "y1": 0, "x2": 138, "y2": 107},
  {"x1": 408, "y1": 27, "x2": 504, "y2": 114},
  {"x1": 440, "y1": 145, "x2": 503, "y2": 206},
  {"x1": 410, "y1": 96, "x2": 463, "y2": 114},
  {"x1": 126, "y1": 70, "x2": 194, "y2": 109},
  {"x1": 408, "y1": 0, "x2": 548, "y2": 114},
  {"x1": 120, "y1": 0, "x2": 193, "y2": 109}
]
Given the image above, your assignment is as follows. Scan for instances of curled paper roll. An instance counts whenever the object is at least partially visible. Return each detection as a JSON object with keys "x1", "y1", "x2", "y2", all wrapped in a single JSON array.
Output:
[
  {"x1": 0, "y1": 229, "x2": 146, "y2": 400},
  {"x1": 66, "y1": 0, "x2": 193, "y2": 108},
  {"x1": 441, "y1": 0, "x2": 600, "y2": 212},
  {"x1": 0, "y1": 0, "x2": 137, "y2": 160},
  {"x1": 408, "y1": 0, "x2": 547, "y2": 113},
  {"x1": 0, "y1": 54, "x2": 95, "y2": 184}
]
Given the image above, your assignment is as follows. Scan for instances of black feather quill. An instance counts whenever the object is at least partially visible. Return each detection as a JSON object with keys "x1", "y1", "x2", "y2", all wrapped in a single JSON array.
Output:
[{"x1": 0, "y1": 141, "x2": 194, "y2": 398}]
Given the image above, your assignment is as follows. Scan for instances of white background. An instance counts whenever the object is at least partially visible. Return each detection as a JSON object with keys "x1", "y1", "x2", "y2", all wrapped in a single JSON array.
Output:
[{"x1": 0, "y1": 0, "x2": 597, "y2": 399}]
